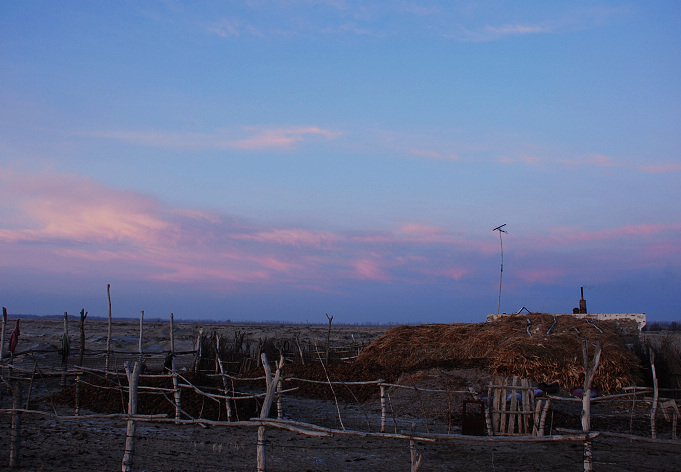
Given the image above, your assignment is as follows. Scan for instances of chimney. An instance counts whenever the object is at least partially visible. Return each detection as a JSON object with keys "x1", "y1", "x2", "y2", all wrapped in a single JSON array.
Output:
[{"x1": 579, "y1": 286, "x2": 587, "y2": 314}]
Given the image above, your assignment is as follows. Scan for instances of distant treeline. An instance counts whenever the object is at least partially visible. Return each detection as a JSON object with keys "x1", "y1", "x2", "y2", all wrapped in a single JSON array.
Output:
[{"x1": 643, "y1": 321, "x2": 681, "y2": 332}]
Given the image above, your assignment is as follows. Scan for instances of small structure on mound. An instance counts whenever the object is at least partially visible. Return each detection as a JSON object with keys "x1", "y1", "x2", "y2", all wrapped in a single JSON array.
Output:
[{"x1": 356, "y1": 313, "x2": 641, "y2": 394}]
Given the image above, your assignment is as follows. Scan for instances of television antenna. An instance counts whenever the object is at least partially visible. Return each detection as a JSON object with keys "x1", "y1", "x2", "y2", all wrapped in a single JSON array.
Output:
[{"x1": 493, "y1": 224, "x2": 507, "y2": 314}]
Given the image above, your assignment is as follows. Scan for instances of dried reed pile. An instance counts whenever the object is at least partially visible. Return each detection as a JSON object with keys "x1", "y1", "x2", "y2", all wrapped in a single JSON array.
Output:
[{"x1": 357, "y1": 314, "x2": 641, "y2": 393}]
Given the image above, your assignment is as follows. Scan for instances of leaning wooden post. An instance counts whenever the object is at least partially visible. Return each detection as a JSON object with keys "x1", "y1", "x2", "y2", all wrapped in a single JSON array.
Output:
[
  {"x1": 106, "y1": 284, "x2": 112, "y2": 374},
  {"x1": 380, "y1": 384, "x2": 387, "y2": 433},
  {"x1": 257, "y1": 353, "x2": 284, "y2": 472},
  {"x1": 649, "y1": 347, "x2": 659, "y2": 439},
  {"x1": 122, "y1": 361, "x2": 142, "y2": 472},
  {"x1": 325, "y1": 313, "x2": 333, "y2": 364},
  {"x1": 1, "y1": 307, "x2": 7, "y2": 362},
  {"x1": 138, "y1": 310, "x2": 144, "y2": 363},
  {"x1": 581, "y1": 339, "x2": 602, "y2": 472},
  {"x1": 169, "y1": 313, "x2": 181, "y2": 422},
  {"x1": 9, "y1": 381, "x2": 23, "y2": 468}
]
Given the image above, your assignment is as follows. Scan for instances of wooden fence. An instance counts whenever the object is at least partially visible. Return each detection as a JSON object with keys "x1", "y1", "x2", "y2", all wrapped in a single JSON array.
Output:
[{"x1": 1, "y1": 312, "x2": 680, "y2": 471}]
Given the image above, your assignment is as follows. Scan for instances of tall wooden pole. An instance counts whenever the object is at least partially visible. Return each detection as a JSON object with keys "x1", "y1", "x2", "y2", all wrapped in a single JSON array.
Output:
[
  {"x1": 9, "y1": 382, "x2": 23, "y2": 468},
  {"x1": 581, "y1": 339, "x2": 602, "y2": 472},
  {"x1": 1, "y1": 307, "x2": 7, "y2": 362},
  {"x1": 170, "y1": 313, "x2": 181, "y2": 422},
  {"x1": 325, "y1": 313, "x2": 333, "y2": 364},
  {"x1": 106, "y1": 284, "x2": 112, "y2": 374},
  {"x1": 138, "y1": 310, "x2": 144, "y2": 363},
  {"x1": 78, "y1": 309, "x2": 88, "y2": 367},
  {"x1": 122, "y1": 361, "x2": 142, "y2": 472}
]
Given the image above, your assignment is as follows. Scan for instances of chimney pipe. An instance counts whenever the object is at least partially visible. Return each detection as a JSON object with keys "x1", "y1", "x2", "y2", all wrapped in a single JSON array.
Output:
[{"x1": 579, "y1": 286, "x2": 587, "y2": 314}]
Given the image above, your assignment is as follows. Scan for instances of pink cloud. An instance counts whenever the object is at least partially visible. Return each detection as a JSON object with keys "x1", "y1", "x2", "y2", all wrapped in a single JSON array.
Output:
[
  {"x1": 353, "y1": 258, "x2": 391, "y2": 281},
  {"x1": 514, "y1": 267, "x2": 565, "y2": 284},
  {"x1": 558, "y1": 153, "x2": 620, "y2": 168},
  {"x1": 640, "y1": 163, "x2": 681, "y2": 173},
  {"x1": 231, "y1": 228, "x2": 341, "y2": 247},
  {"x1": 86, "y1": 126, "x2": 341, "y2": 151},
  {"x1": 547, "y1": 223, "x2": 675, "y2": 244},
  {"x1": 230, "y1": 127, "x2": 341, "y2": 150}
]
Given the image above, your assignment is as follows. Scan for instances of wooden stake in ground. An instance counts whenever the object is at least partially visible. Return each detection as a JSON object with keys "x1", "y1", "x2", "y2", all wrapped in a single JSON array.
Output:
[
  {"x1": 257, "y1": 353, "x2": 285, "y2": 472},
  {"x1": 138, "y1": 310, "x2": 144, "y2": 364},
  {"x1": 325, "y1": 313, "x2": 333, "y2": 364},
  {"x1": 106, "y1": 284, "x2": 112, "y2": 374},
  {"x1": 169, "y1": 313, "x2": 182, "y2": 422},
  {"x1": 409, "y1": 439, "x2": 423, "y2": 472},
  {"x1": 9, "y1": 381, "x2": 23, "y2": 468},
  {"x1": 61, "y1": 312, "x2": 70, "y2": 386},
  {"x1": 122, "y1": 361, "x2": 142, "y2": 472},
  {"x1": 78, "y1": 308, "x2": 88, "y2": 366},
  {"x1": 580, "y1": 339, "x2": 602, "y2": 433},
  {"x1": 75, "y1": 308, "x2": 87, "y2": 416},
  {"x1": 649, "y1": 347, "x2": 659, "y2": 439},
  {"x1": 1, "y1": 307, "x2": 7, "y2": 362},
  {"x1": 581, "y1": 339, "x2": 602, "y2": 472}
]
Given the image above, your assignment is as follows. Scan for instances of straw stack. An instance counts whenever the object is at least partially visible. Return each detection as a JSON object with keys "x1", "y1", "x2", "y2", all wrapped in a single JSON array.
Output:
[{"x1": 356, "y1": 314, "x2": 641, "y2": 393}]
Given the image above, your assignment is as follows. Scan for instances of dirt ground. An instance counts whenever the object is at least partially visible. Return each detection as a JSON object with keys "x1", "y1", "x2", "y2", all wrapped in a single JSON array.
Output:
[
  {"x1": 1, "y1": 317, "x2": 679, "y2": 471},
  {"x1": 2, "y1": 412, "x2": 679, "y2": 472}
]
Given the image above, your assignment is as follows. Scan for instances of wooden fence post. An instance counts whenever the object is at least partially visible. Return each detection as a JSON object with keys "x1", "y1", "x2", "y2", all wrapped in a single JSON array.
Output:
[
  {"x1": 138, "y1": 311, "x2": 144, "y2": 363},
  {"x1": 325, "y1": 313, "x2": 333, "y2": 364},
  {"x1": 9, "y1": 381, "x2": 22, "y2": 468},
  {"x1": 649, "y1": 347, "x2": 659, "y2": 439},
  {"x1": 61, "y1": 312, "x2": 70, "y2": 386},
  {"x1": 122, "y1": 361, "x2": 142, "y2": 472},
  {"x1": 169, "y1": 313, "x2": 181, "y2": 422},
  {"x1": 257, "y1": 353, "x2": 284, "y2": 472},
  {"x1": 581, "y1": 339, "x2": 602, "y2": 472},
  {"x1": 75, "y1": 308, "x2": 88, "y2": 415},
  {"x1": 1, "y1": 307, "x2": 7, "y2": 362},
  {"x1": 106, "y1": 284, "x2": 112, "y2": 374},
  {"x1": 409, "y1": 439, "x2": 422, "y2": 472},
  {"x1": 380, "y1": 384, "x2": 387, "y2": 432}
]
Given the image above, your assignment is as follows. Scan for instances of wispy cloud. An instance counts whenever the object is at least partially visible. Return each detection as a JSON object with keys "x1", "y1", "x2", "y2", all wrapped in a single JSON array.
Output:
[
  {"x1": 86, "y1": 126, "x2": 341, "y2": 151},
  {"x1": 230, "y1": 127, "x2": 341, "y2": 150},
  {"x1": 640, "y1": 163, "x2": 681, "y2": 173}
]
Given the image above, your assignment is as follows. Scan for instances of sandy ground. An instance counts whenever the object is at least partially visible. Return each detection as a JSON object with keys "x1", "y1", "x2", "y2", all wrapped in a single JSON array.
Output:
[{"x1": 1, "y1": 317, "x2": 679, "y2": 471}]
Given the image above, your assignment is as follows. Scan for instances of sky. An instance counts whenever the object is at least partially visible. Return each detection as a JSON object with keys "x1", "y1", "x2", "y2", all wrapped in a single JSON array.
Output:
[{"x1": 1, "y1": 1, "x2": 680, "y2": 324}]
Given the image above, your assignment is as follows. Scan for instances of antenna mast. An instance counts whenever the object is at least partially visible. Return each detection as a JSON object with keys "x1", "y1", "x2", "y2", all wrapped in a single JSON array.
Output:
[{"x1": 493, "y1": 224, "x2": 508, "y2": 314}]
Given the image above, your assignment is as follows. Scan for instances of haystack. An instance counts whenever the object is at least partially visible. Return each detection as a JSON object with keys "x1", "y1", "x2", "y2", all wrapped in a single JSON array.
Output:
[{"x1": 356, "y1": 313, "x2": 641, "y2": 393}]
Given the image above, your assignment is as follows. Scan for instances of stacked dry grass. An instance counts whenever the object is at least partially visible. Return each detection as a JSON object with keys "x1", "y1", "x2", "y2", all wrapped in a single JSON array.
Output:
[{"x1": 356, "y1": 314, "x2": 641, "y2": 393}]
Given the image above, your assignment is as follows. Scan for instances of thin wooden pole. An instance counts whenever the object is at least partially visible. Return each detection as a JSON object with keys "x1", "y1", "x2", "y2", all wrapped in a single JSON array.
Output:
[
  {"x1": 170, "y1": 313, "x2": 181, "y2": 422},
  {"x1": 257, "y1": 353, "x2": 284, "y2": 472},
  {"x1": 106, "y1": 284, "x2": 112, "y2": 374},
  {"x1": 409, "y1": 439, "x2": 423, "y2": 472},
  {"x1": 61, "y1": 312, "x2": 70, "y2": 386},
  {"x1": 9, "y1": 381, "x2": 22, "y2": 468},
  {"x1": 138, "y1": 311, "x2": 144, "y2": 363},
  {"x1": 78, "y1": 308, "x2": 88, "y2": 366},
  {"x1": 325, "y1": 313, "x2": 333, "y2": 364},
  {"x1": 581, "y1": 340, "x2": 601, "y2": 472},
  {"x1": 380, "y1": 384, "x2": 387, "y2": 433},
  {"x1": 649, "y1": 347, "x2": 659, "y2": 439},
  {"x1": 1, "y1": 307, "x2": 7, "y2": 362},
  {"x1": 122, "y1": 361, "x2": 142, "y2": 472}
]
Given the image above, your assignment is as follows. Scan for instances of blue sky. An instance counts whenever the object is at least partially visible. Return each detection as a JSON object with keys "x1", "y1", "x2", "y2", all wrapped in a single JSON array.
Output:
[{"x1": 1, "y1": 1, "x2": 680, "y2": 323}]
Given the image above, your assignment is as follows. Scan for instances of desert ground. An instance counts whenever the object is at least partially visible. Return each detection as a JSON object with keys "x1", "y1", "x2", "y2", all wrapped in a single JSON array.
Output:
[{"x1": 0, "y1": 315, "x2": 679, "y2": 471}]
